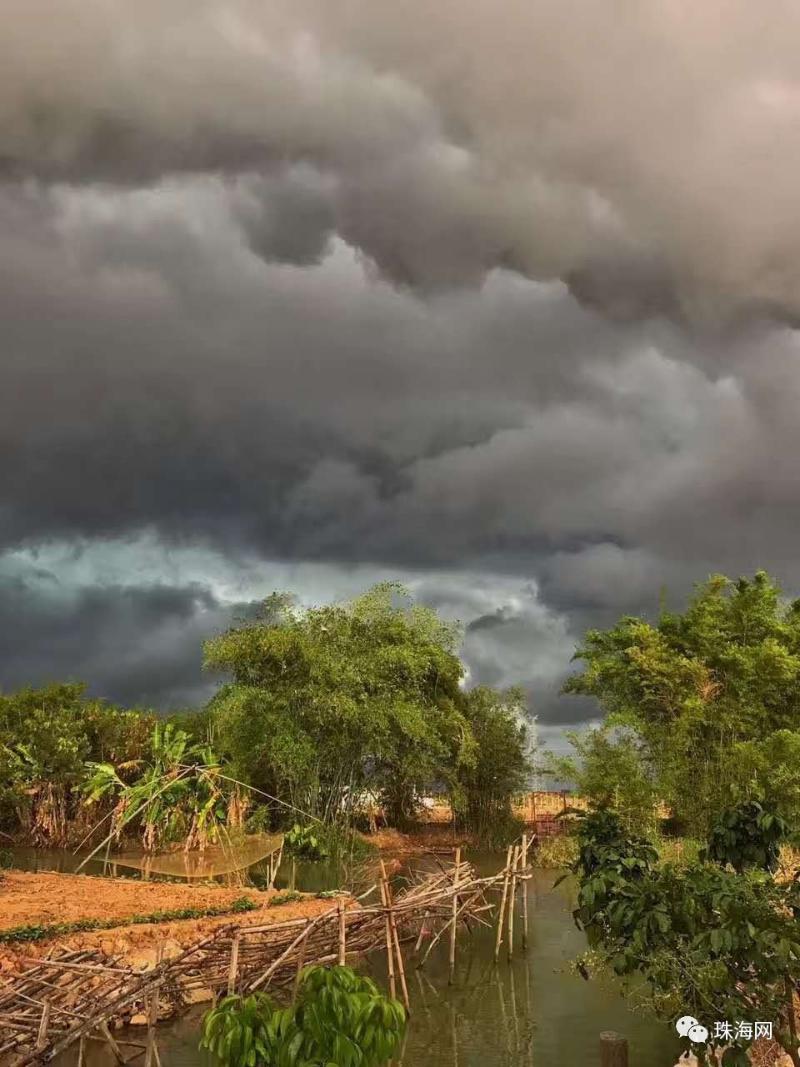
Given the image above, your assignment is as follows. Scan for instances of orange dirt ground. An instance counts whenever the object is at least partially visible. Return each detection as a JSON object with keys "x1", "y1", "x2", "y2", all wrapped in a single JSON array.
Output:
[{"x1": 0, "y1": 869, "x2": 345, "y2": 974}]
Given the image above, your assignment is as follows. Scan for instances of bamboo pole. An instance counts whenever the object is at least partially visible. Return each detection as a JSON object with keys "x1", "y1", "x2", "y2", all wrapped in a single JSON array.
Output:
[
  {"x1": 449, "y1": 847, "x2": 461, "y2": 984},
  {"x1": 494, "y1": 846, "x2": 513, "y2": 962},
  {"x1": 507, "y1": 845, "x2": 520, "y2": 960},
  {"x1": 35, "y1": 1000, "x2": 50, "y2": 1050},
  {"x1": 521, "y1": 833, "x2": 529, "y2": 951},
  {"x1": 100, "y1": 1021, "x2": 127, "y2": 1065},
  {"x1": 249, "y1": 914, "x2": 328, "y2": 991},
  {"x1": 379, "y1": 871, "x2": 397, "y2": 1000},
  {"x1": 227, "y1": 933, "x2": 240, "y2": 995},
  {"x1": 413, "y1": 910, "x2": 431, "y2": 955},
  {"x1": 380, "y1": 861, "x2": 410, "y2": 1013}
]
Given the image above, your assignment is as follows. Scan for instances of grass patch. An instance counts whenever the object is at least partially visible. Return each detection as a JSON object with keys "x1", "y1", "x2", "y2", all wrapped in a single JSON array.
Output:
[
  {"x1": 268, "y1": 890, "x2": 304, "y2": 906},
  {"x1": 0, "y1": 896, "x2": 258, "y2": 944}
]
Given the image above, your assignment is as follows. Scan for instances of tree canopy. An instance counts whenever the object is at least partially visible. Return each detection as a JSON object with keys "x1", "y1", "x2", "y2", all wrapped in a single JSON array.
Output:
[
  {"x1": 205, "y1": 582, "x2": 531, "y2": 829},
  {"x1": 564, "y1": 571, "x2": 800, "y2": 836}
]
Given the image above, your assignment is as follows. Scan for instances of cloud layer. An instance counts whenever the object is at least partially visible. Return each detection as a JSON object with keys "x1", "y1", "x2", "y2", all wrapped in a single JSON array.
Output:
[{"x1": 2, "y1": 1, "x2": 800, "y2": 741}]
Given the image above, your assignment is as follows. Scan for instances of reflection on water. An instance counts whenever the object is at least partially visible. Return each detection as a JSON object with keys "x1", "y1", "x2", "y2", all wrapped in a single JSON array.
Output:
[
  {"x1": 8, "y1": 843, "x2": 363, "y2": 895},
  {"x1": 50, "y1": 866, "x2": 681, "y2": 1067},
  {"x1": 111, "y1": 834, "x2": 283, "y2": 880}
]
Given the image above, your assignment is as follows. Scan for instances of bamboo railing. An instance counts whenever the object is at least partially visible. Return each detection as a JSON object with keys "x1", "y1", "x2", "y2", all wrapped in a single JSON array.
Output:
[{"x1": 0, "y1": 847, "x2": 532, "y2": 1066}]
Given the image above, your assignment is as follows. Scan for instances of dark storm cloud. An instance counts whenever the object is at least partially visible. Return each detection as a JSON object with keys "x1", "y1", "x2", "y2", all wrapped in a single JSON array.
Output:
[
  {"x1": 0, "y1": 568, "x2": 247, "y2": 708},
  {"x1": 3, "y1": 1, "x2": 800, "y2": 728}
]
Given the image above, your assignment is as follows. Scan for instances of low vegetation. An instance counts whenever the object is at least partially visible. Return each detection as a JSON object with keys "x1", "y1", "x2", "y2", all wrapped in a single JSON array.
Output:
[
  {"x1": 0, "y1": 896, "x2": 258, "y2": 944},
  {"x1": 201, "y1": 965, "x2": 406, "y2": 1067}
]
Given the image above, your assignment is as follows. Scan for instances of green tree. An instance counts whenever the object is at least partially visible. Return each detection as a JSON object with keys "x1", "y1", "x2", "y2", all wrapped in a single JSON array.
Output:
[
  {"x1": 569, "y1": 808, "x2": 800, "y2": 1067},
  {"x1": 565, "y1": 571, "x2": 800, "y2": 836},
  {"x1": 0, "y1": 683, "x2": 154, "y2": 844},
  {"x1": 456, "y1": 686, "x2": 531, "y2": 841},
  {"x1": 205, "y1": 583, "x2": 473, "y2": 827},
  {"x1": 546, "y1": 727, "x2": 659, "y2": 836}
]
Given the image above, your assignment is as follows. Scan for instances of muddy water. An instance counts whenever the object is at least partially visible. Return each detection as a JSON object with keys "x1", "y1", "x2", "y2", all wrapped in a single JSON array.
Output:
[{"x1": 43, "y1": 862, "x2": 680, "y2": 1067}]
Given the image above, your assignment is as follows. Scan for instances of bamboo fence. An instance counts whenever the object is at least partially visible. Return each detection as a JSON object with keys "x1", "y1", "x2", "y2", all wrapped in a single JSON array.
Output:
[{"x1": 0, "y1": 847, "x2": 531, "y2": 1067}]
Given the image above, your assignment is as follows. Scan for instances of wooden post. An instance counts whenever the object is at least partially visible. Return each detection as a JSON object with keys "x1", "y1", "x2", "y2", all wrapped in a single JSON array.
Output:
[
  {"x1": 449, "y1": 847, "x2": 461, "y2": 984},
  {"x1": 600, "y1": 1031, "x2": 629, "y2": 1067},
  {"x1": 144, "y1": 989, "x2": 158, "y2": 1067},
  {"x1": 36, "y1": 999, "x2": 50, "y2": 1050},
  {"x1": 380, "y1": 872, "x2": 397, "y2": 999},
  {"x1": 414, "y1": 909, "x2": 431, "y2": 954},
  {"x1": 507, "y1": 845, "x2": 519, "y2": 960},
  {"x1": 337, "y1": 898, "x2": 347, "y2": 966},
  {"x1": 100, "y1": 1021, "x2": 127, "y2": 1065},
  {"x1": 494, "y1": 845, "x2": 513, "y2": 962},
  {"x1": 78, "y1": 1033, "x2": 87, "y2": 1067},
  {"x1": 381, "y1": 861, "x2": 410, "y2": 1011},
  {"x1": 521, "y1": 833, "x2": 529, "y2": 951},
  {"x1": 227, "y1": 932, "x2": 240, "y2": 995}
]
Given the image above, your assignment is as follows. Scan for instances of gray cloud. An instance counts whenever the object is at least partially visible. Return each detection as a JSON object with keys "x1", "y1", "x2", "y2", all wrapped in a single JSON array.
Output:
[{"x1": 2, "y1": 2, "x2": 800, "y2": 734}]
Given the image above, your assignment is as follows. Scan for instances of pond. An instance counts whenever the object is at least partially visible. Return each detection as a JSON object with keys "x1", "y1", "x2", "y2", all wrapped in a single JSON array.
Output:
[{"x1": 11, "y1": 849, "x2": 682, "y2": 1067}]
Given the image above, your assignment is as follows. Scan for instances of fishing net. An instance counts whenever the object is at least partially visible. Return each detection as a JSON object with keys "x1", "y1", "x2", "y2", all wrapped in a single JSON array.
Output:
[{"x1": 109, "y1": 832, "x2": 283, "y2": 879}]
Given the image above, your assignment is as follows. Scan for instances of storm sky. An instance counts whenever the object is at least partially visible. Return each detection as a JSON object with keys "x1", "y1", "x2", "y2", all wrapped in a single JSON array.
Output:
[{"x1": 3, "y1": 0, "x2": 800, "y2": 748}]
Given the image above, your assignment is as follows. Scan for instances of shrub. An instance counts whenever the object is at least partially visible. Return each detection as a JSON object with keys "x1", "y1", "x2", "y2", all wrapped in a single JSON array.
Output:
[{"x1": 201, "y1": 965, "x2": 406, "y2": 1067}]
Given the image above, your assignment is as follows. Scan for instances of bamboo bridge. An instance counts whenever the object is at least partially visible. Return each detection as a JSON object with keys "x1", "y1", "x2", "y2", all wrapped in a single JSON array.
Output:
[{"x1": 0, "y1": 842, "x2": 533, "y2": 1067}]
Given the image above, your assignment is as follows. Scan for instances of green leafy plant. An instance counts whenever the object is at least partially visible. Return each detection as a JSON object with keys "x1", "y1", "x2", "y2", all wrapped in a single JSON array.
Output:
[
  {"x1": 568, "y1": 807, "x2": 800, "y2": 1067},
  {"x1": 702, "y1": 799, "x2": 790, "y2": 873},
  {"x1": 268, "y1": 891, "x2": 303, "y2": 907},
  {"x1": 201, "y1": 965, "x2": 406, "y2": 1067},
  {"x1": 284, "y1": 824, "x2": 329, "y2": 862}
]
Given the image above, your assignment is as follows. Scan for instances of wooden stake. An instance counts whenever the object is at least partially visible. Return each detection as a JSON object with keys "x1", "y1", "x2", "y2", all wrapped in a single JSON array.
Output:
[
  {"x1": 379, "y1": 869, "x2": 397, "y2": 1000},
  {"x1": 100, "y1": 1021, "x2": 127, "y2": 1065},
  {"x1": 599, "y1": 1031, "x2": 629, "y2": 1067},
  {"x1": 227, "y1": 933, "x2": 240, "y2": 995},
  {"x1": 35, "y1": 999, "x2": 50, "y2": 1050},
  {"x1": 144, "y1": 990, "x2": 158, "y2": 1067},
  {"x1": 494, "y1": 846, "x2": 513, "y2": 962},
  {"x1": 507, "y1": 845, "x2": 519, "y2": 960},
  {"x1": 413, "y1": 909, "x2": 431, "y2": 955},
  {"x1": 77, "y1": 1033, "x2": 86, "y2": 1067},
  {"x1": 337, "y1": 899, "x2": 347, "y2": 966},
  {"x1": 381, "y1": 865, "x2": 410, "y2": 1014},
  {"x1": 449, "y1": 847, "x2": 461, "y2": 984},
  {"x1": 521, "y1": 833, "x2": 529, "y2": 951}
]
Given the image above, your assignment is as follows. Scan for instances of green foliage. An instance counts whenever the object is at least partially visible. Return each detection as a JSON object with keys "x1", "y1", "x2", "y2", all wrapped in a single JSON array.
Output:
[
  {"x1": 201, "y1": 965, "x2": 406, "y2": 1067},
  {"x1": 84, "y1": 722, "x2": 237, "y2": 852},
  {"x1": 268, "y1": 891, "x2": 304, "y2": 906},
  {"x1": 565, "y1": 571, "x2": 800, "y2": 837},
  {"x1": 284, "y1": 824, "x2": 329, "y2": 861},
  {"x1": 545, "y1": 727, "x2": 658, "y2": 837},
  {"x1": 0, "y1": 897, "x2": 257, "y2": 944},
  {"x1": 569, "y1": 807, "x2": 800, "y2": 1064},
  {"x1": 206, "y1": 583, "x2": 526, "y2": 834},
  {"x1": 702, "y1": 800, "x2": 790, "y2": 873},
  {"x1": 534, "y1": 834, "x2": 579, "y2": 869},
  {"x1": 0, "y1": 683, "x2": 155, "y2": 844},
  {"x1": 454, "y1": 686, "x2": 532, "y2": 841}
]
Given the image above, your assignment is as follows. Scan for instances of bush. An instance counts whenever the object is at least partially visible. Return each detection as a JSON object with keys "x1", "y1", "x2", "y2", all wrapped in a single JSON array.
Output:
[
  {"x1": 535, "y1": 834, "x2": 578, "y2": 869},
  {"x1": 201, "y1": 965, "x2": 406, "y2": 1067},
  {"x1": 284, "y1": 823, "x2": 329, "y2": 861}
]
